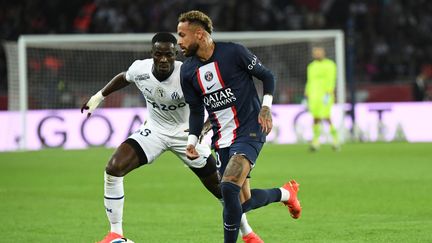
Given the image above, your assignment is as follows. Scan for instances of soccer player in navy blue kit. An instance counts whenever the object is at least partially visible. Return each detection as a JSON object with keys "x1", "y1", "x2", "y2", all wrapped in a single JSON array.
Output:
[
  {"x1": 82, "y1": 32, "x2": 262, "y2": 243},
  {"x1": 177, "y1": 10, "x2": 302, "y2": 243}
]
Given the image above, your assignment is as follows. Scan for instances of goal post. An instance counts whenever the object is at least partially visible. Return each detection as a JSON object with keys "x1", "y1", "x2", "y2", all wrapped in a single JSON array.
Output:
[
  {"x1": 213, "y1": 30, "x2": 345, "y2": 106},
  {"x1": 6, "y1": 30, "x2": 345, "y2": 150}
]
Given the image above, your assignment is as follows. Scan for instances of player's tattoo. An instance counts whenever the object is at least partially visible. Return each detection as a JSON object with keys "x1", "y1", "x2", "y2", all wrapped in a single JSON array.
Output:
[
  {"x1": 224, "y1": 160, "x2": 243, "y2": 180},
  {"x1": 259, "y1": 106, "x2": 272, "y2": 122},
  {"x1": 223, "y1": 154, "x2": 249, "y2": 183}
]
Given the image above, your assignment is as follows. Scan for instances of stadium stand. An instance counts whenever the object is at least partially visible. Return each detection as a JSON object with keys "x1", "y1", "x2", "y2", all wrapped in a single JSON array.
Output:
[{"x1": 1, "y1": 0, "x2": 432, "y2": 109}]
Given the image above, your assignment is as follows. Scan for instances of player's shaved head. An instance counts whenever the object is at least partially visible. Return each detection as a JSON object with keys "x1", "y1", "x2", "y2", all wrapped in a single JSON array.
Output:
[
  {"x1": 151, "y1": 33, "x2": 177, "y2": 81},
  {"x1": 178, "y1": 10, "x2": 213, "y2": 34},
  {"x1": 152, "y1": 32, "x2": 177, "y2": 45},
  {"x1": 312, "y1": 47, "x2": 326, "y2": 60}
]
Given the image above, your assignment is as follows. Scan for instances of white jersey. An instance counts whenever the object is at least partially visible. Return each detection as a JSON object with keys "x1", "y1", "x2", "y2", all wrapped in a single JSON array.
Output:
[
  {"x1": 125, "y1": 59, "x2": 188, "y2": 132},
  {"x1": 125, "y1": 59, "x2": 210, "y2": 168}
]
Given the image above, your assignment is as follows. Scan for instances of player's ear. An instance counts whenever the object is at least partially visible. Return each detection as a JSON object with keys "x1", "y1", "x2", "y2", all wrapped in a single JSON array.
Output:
[{"x1": 194, "y1": 28, "x2": 204, "y2": 40}]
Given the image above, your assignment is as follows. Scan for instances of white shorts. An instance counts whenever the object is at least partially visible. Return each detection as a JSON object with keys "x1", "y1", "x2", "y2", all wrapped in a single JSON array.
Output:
[{"x1": 128, "y1": 123, "x2": 211, "y2": 168}]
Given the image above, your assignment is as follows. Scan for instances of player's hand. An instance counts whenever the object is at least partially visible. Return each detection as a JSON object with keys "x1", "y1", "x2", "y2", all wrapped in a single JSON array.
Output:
[
  {"x1": 186, "y1": 144, "x2": 200, "y2": 160},
  {"x1": 258, "y1": 106, "x2": 273, "y2": 135},
  {"x1": 80, "y1": 91, "x2": 105, "y2": 118}
]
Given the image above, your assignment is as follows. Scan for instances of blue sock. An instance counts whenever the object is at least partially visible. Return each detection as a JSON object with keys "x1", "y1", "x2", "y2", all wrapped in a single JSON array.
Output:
[
  {"x1": 242, "y1": 188, "x2": 281, "y2": 213},
  {"x1": 220, "y1": 182, "x2": 242, "y2": 243}
]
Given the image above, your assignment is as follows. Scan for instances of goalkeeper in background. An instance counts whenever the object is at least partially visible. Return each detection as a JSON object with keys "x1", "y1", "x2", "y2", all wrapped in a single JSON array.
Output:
[{"x1": 304, "y1": 46, "x2": 340, "y2": 151}]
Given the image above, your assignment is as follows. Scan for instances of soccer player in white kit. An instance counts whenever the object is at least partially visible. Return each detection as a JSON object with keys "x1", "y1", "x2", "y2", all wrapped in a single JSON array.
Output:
[{"x1": 81, "y1": 33, "x2": 261, "y2": 243}]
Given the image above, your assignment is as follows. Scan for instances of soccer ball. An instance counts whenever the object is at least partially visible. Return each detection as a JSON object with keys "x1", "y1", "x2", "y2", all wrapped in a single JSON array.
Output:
[{"x1": 110, "y1": 238, "x2": 134, "y2": 243}]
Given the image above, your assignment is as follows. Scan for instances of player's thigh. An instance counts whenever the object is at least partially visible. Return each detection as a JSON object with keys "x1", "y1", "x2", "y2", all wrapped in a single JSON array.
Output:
[
  {"x1": 107, "y1": 137, "x2": 159, "y2": 176},
  {"x1": 321, "y1": 103, "x2": 333, "y2": 119},
  {"x1": 170, "y1": 133, "x2": 212, "y2": 168},
  {"x1": 128, "y1": 125, "x2": 167, "y2": 164},
  {"x1": 308, "y1": 100, "x2": 323, "y2": 118},
  {"x1": 322, "y1": 96, "x2": 334, "y2": 118},
  {"x1": 216, "y1": 141, "x2": 264, "y2": 179}
]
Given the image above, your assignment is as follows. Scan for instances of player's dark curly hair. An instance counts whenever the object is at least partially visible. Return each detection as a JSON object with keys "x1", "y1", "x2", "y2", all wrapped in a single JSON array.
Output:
[
  {"x1": 152, "y1": 32, "x2": 177, "y2": 45},
  {"x1": 178, "y1": 10, "x2": 213, "y2": 34}
]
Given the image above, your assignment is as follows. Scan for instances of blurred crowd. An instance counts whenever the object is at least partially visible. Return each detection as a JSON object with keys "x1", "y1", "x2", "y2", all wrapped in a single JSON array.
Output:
[{"x1": 1, "y1": 0, "x2": 432, "y2": 99}]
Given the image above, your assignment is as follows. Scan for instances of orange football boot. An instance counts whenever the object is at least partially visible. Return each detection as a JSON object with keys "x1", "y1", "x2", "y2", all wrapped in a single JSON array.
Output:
[
  {"x1": 242, "y1": 232, "x2": 264, "y2": 243},
  {"x1": 97, "y1": 232, "x2": 123, "y2": 243},
  {"x1": 282, "y1": 180, "x2": 302, "y2": 219}
]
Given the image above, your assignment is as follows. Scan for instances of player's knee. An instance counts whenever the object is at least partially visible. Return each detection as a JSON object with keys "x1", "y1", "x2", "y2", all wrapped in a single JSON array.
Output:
[{"x1": 105, "y1": 156, "x2": 127, "y2": 177}]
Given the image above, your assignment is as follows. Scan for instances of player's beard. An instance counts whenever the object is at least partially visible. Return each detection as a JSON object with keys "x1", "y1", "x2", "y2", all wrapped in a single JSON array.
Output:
[{"x1": 183, "y1": 42, "x2": 199, "y2": 57}]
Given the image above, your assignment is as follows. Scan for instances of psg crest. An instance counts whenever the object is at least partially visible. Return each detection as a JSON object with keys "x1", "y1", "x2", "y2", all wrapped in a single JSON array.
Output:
[{"x1": 204, "y1": 71, "x2": 213, "y2": 82}]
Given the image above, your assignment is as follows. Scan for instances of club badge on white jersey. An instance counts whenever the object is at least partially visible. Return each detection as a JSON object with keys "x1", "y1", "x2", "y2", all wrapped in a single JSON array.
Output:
[{"x1": 125, "y1": 59, "x2": 188, "y2": 131}]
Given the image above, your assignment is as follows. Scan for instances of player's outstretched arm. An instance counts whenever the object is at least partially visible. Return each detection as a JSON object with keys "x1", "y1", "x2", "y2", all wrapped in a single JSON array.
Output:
[{"x1": 81, "y1": 72, "x2": 130, "y2": 117}]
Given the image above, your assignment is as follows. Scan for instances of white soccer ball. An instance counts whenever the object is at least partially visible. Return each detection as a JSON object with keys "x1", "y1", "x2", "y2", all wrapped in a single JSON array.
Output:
[{"x1": 110, "y1": 238, "x2": 134, "y2": 243}]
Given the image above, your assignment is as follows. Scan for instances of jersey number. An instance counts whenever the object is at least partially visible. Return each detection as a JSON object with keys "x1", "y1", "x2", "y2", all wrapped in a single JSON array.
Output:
[{"x1": 140, "y1": 129, "x2": 151, "y2": 136}]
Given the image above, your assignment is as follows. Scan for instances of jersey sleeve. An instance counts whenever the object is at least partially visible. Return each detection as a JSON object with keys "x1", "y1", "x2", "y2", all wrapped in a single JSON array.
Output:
[
  {"x1": 305, "y1": 62, "x2": 313, "y2": 96},
  {"x1": 325, "y1": 60, "x2": 337, "y2": 93},
  {"x1": 180, "y1": 64, "x2": 205, "y2": 137},
  {"x1": 235, "y1": 44, "x2": 275, "y2": 95},
  {"x1": 124, "y1": 60, "x2": 141, "y2": 83}
]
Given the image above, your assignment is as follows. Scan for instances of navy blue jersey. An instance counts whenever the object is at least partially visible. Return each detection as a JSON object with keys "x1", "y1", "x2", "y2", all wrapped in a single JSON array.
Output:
[{"x1": 180, "y1": 42, "x2": 275, "y2": 149}]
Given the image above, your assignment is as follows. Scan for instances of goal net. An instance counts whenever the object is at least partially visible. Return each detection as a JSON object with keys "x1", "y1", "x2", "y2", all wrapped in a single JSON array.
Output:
[{"x1": 4, "y1": 30, "x2": 345, "y2": 149}]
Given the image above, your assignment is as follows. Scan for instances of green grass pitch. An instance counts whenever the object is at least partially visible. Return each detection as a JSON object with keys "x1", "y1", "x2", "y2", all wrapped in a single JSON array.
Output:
[{"x1": 1, "y1": 143, "x2": 432, "y2": 242}]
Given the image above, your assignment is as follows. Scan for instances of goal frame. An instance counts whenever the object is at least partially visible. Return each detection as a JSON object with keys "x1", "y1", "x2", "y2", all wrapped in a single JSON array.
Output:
[{"x1": 16, "y1": 30, "x2": 345, "y2": 150}]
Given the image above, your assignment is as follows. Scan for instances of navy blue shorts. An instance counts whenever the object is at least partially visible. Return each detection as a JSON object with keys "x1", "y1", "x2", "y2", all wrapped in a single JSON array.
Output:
[{"x1": 215, "y1": 141, "x2": 264, "y2": 177}]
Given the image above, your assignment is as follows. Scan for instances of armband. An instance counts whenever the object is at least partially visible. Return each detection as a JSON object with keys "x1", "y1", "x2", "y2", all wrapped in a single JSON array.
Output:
[
  {"x1": 262, "y1": 94, "x2": 273, "y2": 108},
  {"x1": 187, "y1": 134, "x2": 198, "y2": 146}
]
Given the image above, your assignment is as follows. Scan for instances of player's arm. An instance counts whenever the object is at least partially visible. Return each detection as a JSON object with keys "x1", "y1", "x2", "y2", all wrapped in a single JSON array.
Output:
[
  {"x1": 183, "y1": 117, "x2": 211, "y2": 143},
  {"x1": 101, "y1": 72, "x2": 131, "y2": 96},
  {"x1": 305, "y1": 63, "x2": 312, "y2": 98},
  {"x1": 81, "y1": 72, "x2": 130, "y2": 117},
  {"x1": 320, "y1": 61, "x2": 337, "y2": 105},
  {"x1": 199, "y1": 118, "x2": 212, "y2": 143},
  {"x1": 326, "y1": 61, "x2": 337, "y2": 94},
  {"x1": 180, "y1": 68, "x2": 205, "y2": 160},
  {"x1": 236, "y1": 44, "x2": 274, "y2": 134},
  {"x1": 186, "y1": 103, "x2": 205, "y2": 160}
]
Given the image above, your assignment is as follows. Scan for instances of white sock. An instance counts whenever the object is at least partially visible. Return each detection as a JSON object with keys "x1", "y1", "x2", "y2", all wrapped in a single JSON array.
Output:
[
  {"x1": 279, "y1": 187, "x2": 290, "y2": 202},
  {"x1": 219, "y1": 199, "x2": 253, "y2": 237},
  {"x1": 104, "y1": 171, "x2": 124, "y2": 235},
  {"x1": 239, "y1": 213, "x2": 253, "y2": 237}
]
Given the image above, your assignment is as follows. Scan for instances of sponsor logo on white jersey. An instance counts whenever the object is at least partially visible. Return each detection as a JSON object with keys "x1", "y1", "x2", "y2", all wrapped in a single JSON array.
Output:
[{"x1": 135, "y1": 73, "x2": 150, "y2": 81}]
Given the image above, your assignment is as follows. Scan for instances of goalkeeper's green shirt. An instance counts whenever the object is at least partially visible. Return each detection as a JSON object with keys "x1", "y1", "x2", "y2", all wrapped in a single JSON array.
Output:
[{"x1": 305, "y1": 58, "x2": 337, "y2": 101}]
